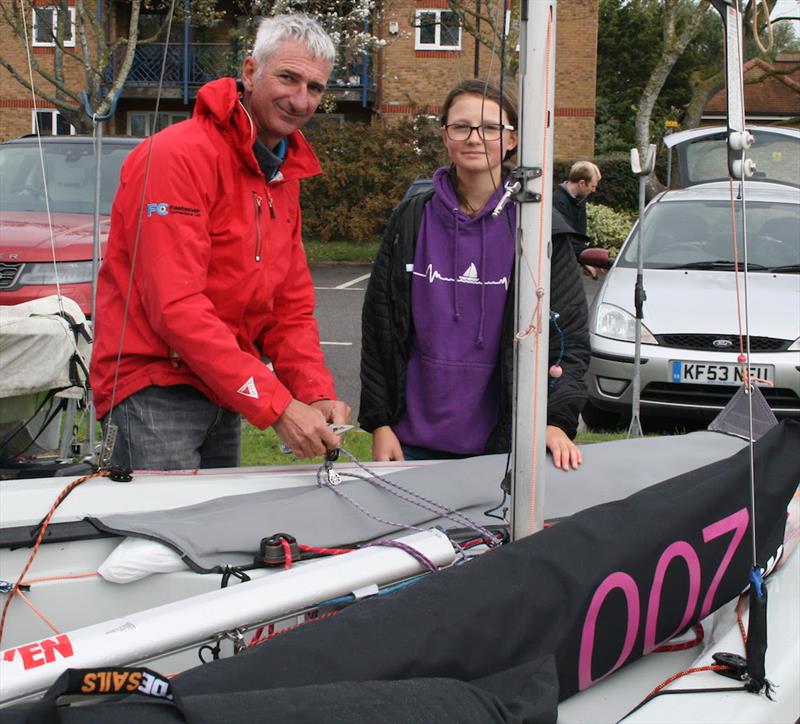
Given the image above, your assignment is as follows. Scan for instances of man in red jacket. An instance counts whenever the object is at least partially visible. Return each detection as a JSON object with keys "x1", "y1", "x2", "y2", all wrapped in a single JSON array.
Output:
[{"x1": 90, "y1": 15, "x2": 350, "y2": 469}]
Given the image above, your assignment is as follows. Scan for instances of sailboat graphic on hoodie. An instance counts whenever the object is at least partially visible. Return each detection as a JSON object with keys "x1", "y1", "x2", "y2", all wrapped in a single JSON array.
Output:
[{"x1": 459, "y1": 262, "x2": 480, "y2": 284}]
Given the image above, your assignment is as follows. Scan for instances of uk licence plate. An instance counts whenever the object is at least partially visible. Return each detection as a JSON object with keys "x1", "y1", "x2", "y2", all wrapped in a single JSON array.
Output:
[{"x1": 670, "y1": 361, "x2": 774, "y2": 385}]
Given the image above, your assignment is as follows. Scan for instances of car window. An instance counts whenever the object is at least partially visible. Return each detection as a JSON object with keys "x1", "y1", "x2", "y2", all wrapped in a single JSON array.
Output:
[
  {"x1": 677, "y1": 131, "x2": 800, "y2": 188},
  {"x1": 0, "y1": 141, "x2": 134, "y2": 215},
  {"x1": 619, "y1": 199, "x2": 800, "y2": 270}
]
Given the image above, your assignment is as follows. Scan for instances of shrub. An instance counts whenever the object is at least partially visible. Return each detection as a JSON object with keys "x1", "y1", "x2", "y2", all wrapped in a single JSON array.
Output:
[
  {"x1": 301, "y1": 116, "x2": 446, "y2": 243},
  {"x1": 586, "y1": 204, "x2": 635, "y2": 252}
]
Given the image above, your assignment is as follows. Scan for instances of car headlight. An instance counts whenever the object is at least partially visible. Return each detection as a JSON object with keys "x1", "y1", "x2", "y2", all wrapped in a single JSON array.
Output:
[
  {"x1": 789, "y1": 337, "x2": 800, "y2": 352},
  {"x1": 594, "y1": 303, "x2": 657, "y2": 344},
  {"x1": 16, "y1": 261, "x2": 93, "y2": 285}
]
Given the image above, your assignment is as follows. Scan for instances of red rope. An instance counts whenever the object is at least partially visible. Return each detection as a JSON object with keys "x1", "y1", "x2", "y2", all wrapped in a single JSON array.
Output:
[
  {"x1": 0, "y1": 471, "x2": 109, "y2": 646},
  {"x1": 654, "y1": 623, "x2": 705, "y2": 653},
  {"x1": 248, "y1": 611, "x2": 338, "y2": 649},
  {"x1": 280, "y1": 537, "x2": 293, "y2": 570},
  {"x1": 642, "y1": 664, "x2": 735, "y2": 701},
  {"x1": 298, "y1": 544, "x2": 353, "y2": 556}
]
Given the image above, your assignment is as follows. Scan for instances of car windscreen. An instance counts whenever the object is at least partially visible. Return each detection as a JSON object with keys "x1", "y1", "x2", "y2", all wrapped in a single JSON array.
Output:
[
  {"x1": 618, "y1": 198, "x2": 800, "y2": 271},
  {"x1": 0, "y1": 141, "x2": 134, "y2": 215},
  {"x1": 677, "y1": 131, "x2": 799, "y2": 188}
]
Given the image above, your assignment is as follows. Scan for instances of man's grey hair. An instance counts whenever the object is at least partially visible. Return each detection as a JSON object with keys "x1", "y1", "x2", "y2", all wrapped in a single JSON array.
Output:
[{"x1": 252, "y1": 14, "x2": 336, "y2": 68}]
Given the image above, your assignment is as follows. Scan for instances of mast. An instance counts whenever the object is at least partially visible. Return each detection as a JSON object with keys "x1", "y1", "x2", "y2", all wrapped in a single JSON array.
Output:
[{"x1": 510, "y1": 0, "x2": 556, "y2": 540}]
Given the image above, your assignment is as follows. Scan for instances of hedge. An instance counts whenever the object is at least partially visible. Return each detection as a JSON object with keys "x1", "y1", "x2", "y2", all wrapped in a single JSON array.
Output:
[{"x1": 300, "y1": 118, "x2": 644, "y2": 244}]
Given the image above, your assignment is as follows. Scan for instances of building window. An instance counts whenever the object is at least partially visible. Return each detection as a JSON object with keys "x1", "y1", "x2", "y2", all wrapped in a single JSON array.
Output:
[
  {"x1": 127, "y1": 111, "x2": 190, "y2": 138},
  {"x1": 415, "y1": 9, "x2": 461, "y2": 51},
  {"x1": 32, "y1": 110, "x2": 75, "y2": 136},
  {"x1": 32, "y1": 6, "x2": 76, "y2": 48}
]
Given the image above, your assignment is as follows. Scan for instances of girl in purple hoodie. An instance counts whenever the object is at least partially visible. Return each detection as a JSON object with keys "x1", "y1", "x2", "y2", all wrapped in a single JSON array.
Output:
[{"x1": 360, "y1": 80, "x2": 589, "y2": 470}]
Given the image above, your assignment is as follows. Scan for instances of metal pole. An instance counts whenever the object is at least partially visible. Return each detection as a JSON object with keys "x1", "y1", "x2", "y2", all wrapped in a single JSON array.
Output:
[
  {"x1": 627, "y1": 144, "x2": 654, "y2": 439},
  {"x1": 510, "y1": 0, "x2": 556, "y2": 540},
  {"x1": 628, "y1": 172, "x2": 647, "y2": 438}
]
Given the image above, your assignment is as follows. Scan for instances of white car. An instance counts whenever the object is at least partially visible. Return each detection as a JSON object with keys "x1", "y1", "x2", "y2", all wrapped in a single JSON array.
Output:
[{"x1": 584, "y1": 138, "x2": 800, "y2": 429}]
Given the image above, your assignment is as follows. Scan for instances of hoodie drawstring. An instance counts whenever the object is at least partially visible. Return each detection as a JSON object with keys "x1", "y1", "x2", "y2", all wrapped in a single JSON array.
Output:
[
  {"x1": 452, "y1": 210, "x2": 462, "y2": 322},
  {"x1": 476, "y1": 218, "x2": 487, "y2": 349}
]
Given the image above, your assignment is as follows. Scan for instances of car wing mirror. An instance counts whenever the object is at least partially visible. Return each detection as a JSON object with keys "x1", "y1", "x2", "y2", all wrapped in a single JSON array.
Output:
[{"x1": 579, "y1": 247, "x2": 612, "y2": 269}]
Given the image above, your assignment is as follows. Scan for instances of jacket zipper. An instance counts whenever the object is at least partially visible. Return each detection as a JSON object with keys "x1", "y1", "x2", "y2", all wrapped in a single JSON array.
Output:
[
  {"x1": 253, "y1": 192, "x2": 262, "y2": 262},
  {"x1": 265, "y1": 189, "x2": 276, "y2": 219}
]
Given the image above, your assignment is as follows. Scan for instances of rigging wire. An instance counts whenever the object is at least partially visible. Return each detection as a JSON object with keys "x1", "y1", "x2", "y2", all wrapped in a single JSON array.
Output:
[
  {"x1": 17, "y1": 0, "x2": 65, "y2": 318},
  {"x1": 99, "y1": 0, "x2": 178, "y2": 466},
  {"x1": 729, "y1": 0, "x2": 759, "y2": 570}
]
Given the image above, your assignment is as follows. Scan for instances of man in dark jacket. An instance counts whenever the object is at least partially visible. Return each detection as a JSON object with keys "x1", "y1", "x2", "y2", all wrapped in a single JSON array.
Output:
[{"x1": 553, "y1": 161, "x2": 601, "y2": 274}]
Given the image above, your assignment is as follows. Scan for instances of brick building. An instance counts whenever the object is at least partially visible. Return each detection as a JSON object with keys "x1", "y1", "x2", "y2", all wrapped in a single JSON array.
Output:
[
  {"x1": 703, "y1": 52, "x2": 800, "y2": 127},
  {"x1": 0, "y1": 1, "x2": 599, "y2": 160}
]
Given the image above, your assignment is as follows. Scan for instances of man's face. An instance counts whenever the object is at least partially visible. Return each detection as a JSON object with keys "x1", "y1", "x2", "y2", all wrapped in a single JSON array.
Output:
[
  {"x1": 241, "y1": 39, "x2": 332, "y2": 148},
  {"x1": 576, "y1": 174, "x2": 600, "y2": 198}
]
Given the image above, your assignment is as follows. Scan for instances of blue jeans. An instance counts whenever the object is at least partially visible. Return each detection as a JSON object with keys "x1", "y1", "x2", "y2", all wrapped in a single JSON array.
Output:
[{"x1": 101, "y1": 385, "x2": 241, "y2": 470}]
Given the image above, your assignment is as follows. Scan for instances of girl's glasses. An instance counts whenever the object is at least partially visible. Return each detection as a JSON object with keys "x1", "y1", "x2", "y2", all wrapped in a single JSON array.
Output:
[{"x1": 443, "y1": 123, "x2": 515, "y2": 141}]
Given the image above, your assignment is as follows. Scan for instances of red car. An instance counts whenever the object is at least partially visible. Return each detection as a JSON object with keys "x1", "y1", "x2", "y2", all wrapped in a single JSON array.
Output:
[{"x1": 0, "y1": 136, "x2": 139, "y2": 317}]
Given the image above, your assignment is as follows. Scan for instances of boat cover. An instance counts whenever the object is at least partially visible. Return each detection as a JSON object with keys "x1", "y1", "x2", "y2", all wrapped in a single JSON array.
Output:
[
  {"x1": 0, "y1": 296, "x2": 90, "y2": 400},
  {"x1": 9, "y1": 420, "x2": 798, "y2": 724},
  {"x1": 90, "y1": 430, "x2": 746, "y2": 574}
]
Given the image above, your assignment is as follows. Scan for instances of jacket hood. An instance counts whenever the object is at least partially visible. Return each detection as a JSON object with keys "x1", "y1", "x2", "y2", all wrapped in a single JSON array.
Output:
[{"x1": 193, "y1": 78, "x2": 322, "y2": 182}]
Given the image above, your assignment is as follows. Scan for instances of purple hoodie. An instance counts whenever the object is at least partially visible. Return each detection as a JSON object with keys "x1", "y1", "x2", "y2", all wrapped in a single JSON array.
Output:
[{"x1": 393, "y1": 167, "x2": 515, "y2": 454}]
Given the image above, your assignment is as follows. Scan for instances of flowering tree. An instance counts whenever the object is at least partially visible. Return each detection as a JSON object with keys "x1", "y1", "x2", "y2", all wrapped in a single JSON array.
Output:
[
  {"x1": 0, "y1": 0, "x2": 385, "y2": 133},
  {"x1": 0, "y1": 0, "x2": 222, "y2": 133}
]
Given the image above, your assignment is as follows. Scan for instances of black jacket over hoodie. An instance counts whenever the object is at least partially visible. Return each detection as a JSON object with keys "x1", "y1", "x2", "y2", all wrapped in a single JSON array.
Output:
[{"x1": 359, "y1": 190, "x2": 589, "y2": 452}]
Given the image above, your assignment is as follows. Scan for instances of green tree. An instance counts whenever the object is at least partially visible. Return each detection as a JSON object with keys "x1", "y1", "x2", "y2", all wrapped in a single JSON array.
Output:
[{"x1": 597, "y1": 0, "x2": 799, "y2": 167}]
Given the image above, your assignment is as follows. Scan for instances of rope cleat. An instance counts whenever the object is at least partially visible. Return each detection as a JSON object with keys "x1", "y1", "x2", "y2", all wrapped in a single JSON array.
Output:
[{"x1": 255, "y1": 533, "x2": 300, "y2": 567}]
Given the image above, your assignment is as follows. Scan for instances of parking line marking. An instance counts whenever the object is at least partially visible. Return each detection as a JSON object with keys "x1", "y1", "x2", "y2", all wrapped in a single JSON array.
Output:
[
  {"x1": 335, "y1": 272, "x2": 371, "y2": 289},
  {"x1": 321, "y1": 341, "x2": 353, "y2": 346}
]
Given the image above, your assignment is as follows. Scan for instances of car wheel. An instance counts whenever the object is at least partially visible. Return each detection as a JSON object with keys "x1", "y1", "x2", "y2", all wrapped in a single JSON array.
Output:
[{"x1": 581, "y1": 400, "x2": 625, "y2": 431}]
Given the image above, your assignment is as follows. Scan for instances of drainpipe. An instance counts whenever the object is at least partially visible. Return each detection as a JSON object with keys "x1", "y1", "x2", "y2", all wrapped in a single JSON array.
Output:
[
  {"x1": 183, "y1": 0, "x2": 190, "y2": 105},
  {"x1": 361, "y1": 19, "x2": 369, "y2": 108}
]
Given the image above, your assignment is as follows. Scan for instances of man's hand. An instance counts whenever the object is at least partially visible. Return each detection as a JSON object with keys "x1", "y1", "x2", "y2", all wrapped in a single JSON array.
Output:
[
  {"x1": 581, "y1": 264, "x2": 599, "y2": 280},
  {"x1": 273, "y1": 399, "x2": 342, "y2": 459},
  {"x1": 310, "y1": 399, "x2": 352, "y2": 425},
  {"x1": 546, "y1": 425, "x2": 582, "y2": 471},
  {"x1": 372, "y1": 426, "x2": 404, "y2": 461}
]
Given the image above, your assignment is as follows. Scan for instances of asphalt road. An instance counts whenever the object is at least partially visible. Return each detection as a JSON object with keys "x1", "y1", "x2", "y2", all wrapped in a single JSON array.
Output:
[{"x1": 309, "y1": 264, "x2": 602, "y2": 425}]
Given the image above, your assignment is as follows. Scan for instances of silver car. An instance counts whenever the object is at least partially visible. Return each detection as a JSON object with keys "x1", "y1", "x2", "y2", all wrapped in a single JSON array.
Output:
[{"x1": 584, "y1": 179, "x2": 800, "y2": 429}]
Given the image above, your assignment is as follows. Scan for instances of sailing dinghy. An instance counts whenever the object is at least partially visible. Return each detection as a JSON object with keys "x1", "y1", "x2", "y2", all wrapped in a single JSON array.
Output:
[{"x1": 1, "y1": 1, "x2": 798, "y2": 721}]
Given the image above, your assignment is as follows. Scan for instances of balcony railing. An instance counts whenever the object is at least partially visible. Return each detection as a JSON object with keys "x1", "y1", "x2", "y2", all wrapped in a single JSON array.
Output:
[{"x1": 110, "y1": 43, "x2": 374, "y2": 105}]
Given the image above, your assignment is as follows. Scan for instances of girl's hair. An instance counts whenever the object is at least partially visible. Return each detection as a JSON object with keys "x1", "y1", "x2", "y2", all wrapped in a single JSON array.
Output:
[
  {"x1": 252, "y1": 14, "x2": 336, "y2": 69},
  {"x1": 439, "y1": 79, "x2": 518, "y2": 133}
]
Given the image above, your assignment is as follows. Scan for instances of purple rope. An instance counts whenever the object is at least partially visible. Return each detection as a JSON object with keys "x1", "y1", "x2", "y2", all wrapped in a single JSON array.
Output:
[
  {"x1": 365, "y1": 539, "x2": 438, "y2": 573},
  {"x1": 315, "y1": 466, "x2": 429, "y2": 535},
  {"x1": 330, "y1": 450, "x2": 500, "y2": 547}
]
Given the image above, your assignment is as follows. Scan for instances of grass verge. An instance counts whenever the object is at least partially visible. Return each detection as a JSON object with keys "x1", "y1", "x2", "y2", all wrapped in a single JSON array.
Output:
[
  {"x1": 304, "y1": 241, "x2": 378, "y2": 264},
  {"x1": 241, "y1": 424, "x2": 629, "y2": 466}
]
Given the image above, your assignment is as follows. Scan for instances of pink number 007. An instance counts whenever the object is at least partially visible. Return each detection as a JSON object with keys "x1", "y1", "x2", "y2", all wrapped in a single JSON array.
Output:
[{"x1": 577, "y1": 507, "x2": 749, "y2": 690}]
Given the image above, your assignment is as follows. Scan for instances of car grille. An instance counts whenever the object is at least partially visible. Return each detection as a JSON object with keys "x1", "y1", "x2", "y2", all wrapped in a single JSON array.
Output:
[
  {"x1": 642, "y1": 382, "x2": 800, "y2": 411},
  {"x1": 0, "y1": 262, "x2": 22, "y2": 290},
  {"x1": 654, "y1": 333, "x2": 792, "y2": 352}
]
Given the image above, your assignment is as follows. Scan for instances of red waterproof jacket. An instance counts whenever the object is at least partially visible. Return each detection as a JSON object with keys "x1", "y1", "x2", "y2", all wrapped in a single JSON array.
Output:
[{"x1": 90, "y1": 78, "x2": 336, "y2": 428}]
